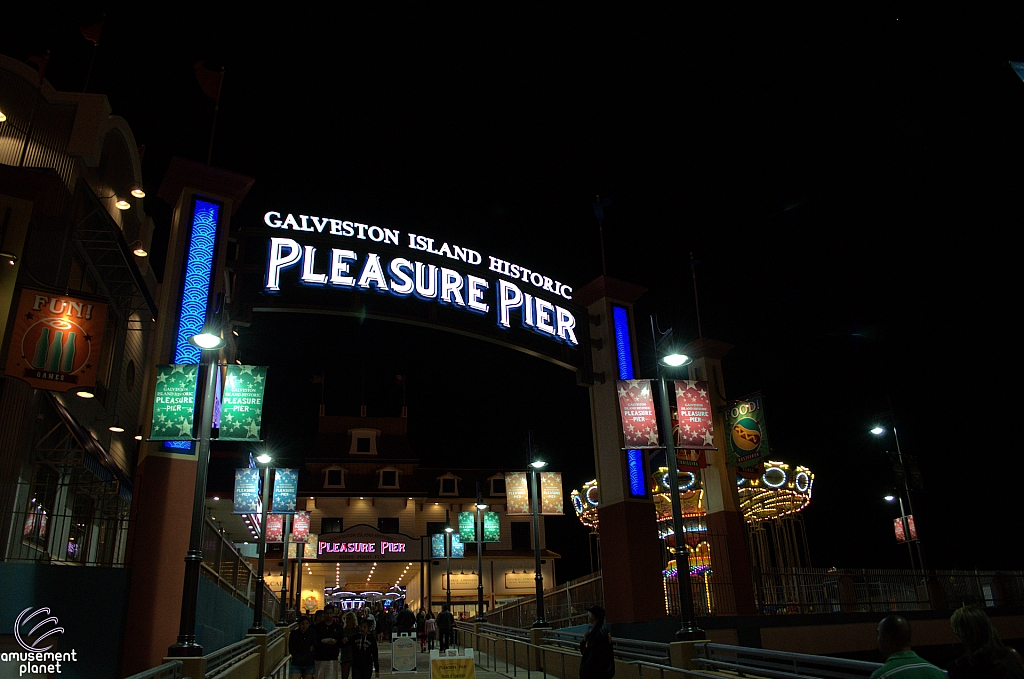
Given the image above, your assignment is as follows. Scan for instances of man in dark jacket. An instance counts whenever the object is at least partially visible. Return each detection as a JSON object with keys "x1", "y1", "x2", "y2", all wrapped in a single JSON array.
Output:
[
  {"x1": 314, "y1": 607, "x2": 343, "y2": 679},
  {"x1": 352, "y1": 620, "x2": 380, "y2": 679},
  {"x1": 395, "y1": 603, "x2": 417, "y2": 635},
  {"x1": 580, "y1": 605, "x2": 614, "y2": 679},
  {"x1": 436, "y1": 605, "x2": 455, "y2": 652},
  {"x1": 289, "y1": 616, "x2": 317, "y2": 679}
]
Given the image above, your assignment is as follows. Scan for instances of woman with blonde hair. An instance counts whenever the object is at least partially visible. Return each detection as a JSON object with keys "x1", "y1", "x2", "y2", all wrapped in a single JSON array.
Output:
[
  {"x1": 338, "y1": 611, "x2": 361, "y2": 679},
  {"x1": 948, "y1": 606, "x2": 1024, "y2": 679}
]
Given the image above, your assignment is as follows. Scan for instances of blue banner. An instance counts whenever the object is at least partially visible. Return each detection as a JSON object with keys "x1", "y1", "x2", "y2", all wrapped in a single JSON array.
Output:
[
  {"x1": 233, "y1": 468, "x2": 260, "y2": 514},
  {"x1": 430, "y1": 532, "x2": 464, "y2": 558},
  {"x1": 272, "y1": 468, "x2": 299, "y2": 514}
]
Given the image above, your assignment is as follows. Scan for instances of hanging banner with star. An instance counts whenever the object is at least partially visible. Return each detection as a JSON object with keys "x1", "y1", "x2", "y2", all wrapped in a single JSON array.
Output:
[
  {"x1": 233, "y1": 468, "x2": 261, "y2": 514},
  {"x1": 291, "y1": 511, "x2": 310, "y2": 543},
  {"x1": 505, "y1": 472, "x2": 530, "y2": 515},
  {"x1": 266, "y1": 513, "x2": 284, "y2": 542},
  {"x1": 150, "y1": 364, "x2": 200, "y2": 440},
  {"x1": 272, "y1": 468, "x2": 299, "y2": 514},
  {"x1": 673, "y1": 380, "x2": 716, "y2": 450},
  {"x1": 540, "y1": 471, "x2": 564, "y2": 515},
  {"x1": 616, "y1": 379, "x2": 660, "y2": 449},
  {"x1": 3, "y1": 289, "x2": 109, "y2": 392},
  {"x1": 723, "y1": 392, "x2": 771, "y2": 469},
  {"x1": 218, "y1": 365, "x2": 268, "y2": 440}
]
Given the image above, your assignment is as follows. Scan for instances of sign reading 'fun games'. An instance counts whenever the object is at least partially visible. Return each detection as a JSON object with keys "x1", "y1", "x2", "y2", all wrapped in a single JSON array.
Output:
[{"x1": 255, "y1": 210, "x2": 586, "y2": 355}]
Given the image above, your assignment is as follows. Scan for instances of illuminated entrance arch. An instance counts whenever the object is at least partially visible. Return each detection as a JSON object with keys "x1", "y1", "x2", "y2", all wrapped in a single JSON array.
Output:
[{"x1": 235, "y1": 211, "x2": 594, "y2": 380}]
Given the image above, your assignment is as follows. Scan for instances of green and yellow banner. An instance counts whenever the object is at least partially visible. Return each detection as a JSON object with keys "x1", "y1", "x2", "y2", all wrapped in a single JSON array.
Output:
[
  {"x1": 723, "y1": 392, "x2": 771, "y2": 469},
  {"x1": 219, "y1": 365, "x2": 268, "y2": 441},
  {"x1": 150, "y1": 364, "x2": 199, "y2": 440}
]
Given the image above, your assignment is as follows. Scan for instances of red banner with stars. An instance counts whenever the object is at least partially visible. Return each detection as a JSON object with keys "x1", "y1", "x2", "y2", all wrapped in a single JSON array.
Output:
[
  {"x1": 616, "y1": 379, "x2": 660, "y2": 449},
  {"x1": 673, "y1": 380, "x2": 716, "y2": 450}
]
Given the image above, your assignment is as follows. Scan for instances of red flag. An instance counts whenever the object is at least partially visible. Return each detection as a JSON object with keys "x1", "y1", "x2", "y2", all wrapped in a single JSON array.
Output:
[
  {"x1": 26, "y1": 53, "x2": 49, "y2": 84},
  {"x1": 80, "y1": 21, "x2": 103, "y2": 46},
  {"x1": 194, "y1": 61, "x2": 224, "y2": 102}
]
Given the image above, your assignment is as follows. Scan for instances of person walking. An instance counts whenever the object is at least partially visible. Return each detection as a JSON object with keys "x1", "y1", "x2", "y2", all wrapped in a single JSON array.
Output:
[
  {"x1": 338, "y1": 612, "x2": 360, "y2": 679},
  {"x1": 416, "y1": 608, "x2": 427, "y2": 652},
  {"x1": 425, "y1": 612, "x2": 437, "y2": 651},
  {"x1": 351, "y1": 620, "x2": 380, "y2": 679},
  {"x1": 313, "y1": 607, "x2": 343, "y2": 679},
  {"x1": 869, "y1": 615, "x2": 945, "y2": 679},
  {"x1": 579, "y1": 605, "x2": 614, "y2": 679},
  {"x1": 948, "y1": 606, "x2": 1024, "y2": 679},
  {"x1": 289, "y1": 615, "x2": 317, "y2": 679},
  {"x1": 436, "y1": 604, "x2": 454, "y2": 652},
  {"x1": 396, "y1": 603, "x2": 417, "y2": 637}
]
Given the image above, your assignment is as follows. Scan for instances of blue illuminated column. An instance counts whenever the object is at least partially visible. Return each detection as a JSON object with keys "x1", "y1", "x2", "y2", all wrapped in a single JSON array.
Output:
[
  {"x1": 165, "y1": 198, "x2": 221, "y2": 452},
  {"x1": 612, "y1": 305, "x2": 646, "y2": 498}
]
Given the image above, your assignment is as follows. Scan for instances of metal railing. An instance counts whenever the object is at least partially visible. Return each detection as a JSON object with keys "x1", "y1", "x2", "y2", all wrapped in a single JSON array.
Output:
[
  {"x1": 486, "y1": 568, "x2": 1024, "y2": 625},
  {"x1": 757, "y1": 568, "x2": 1024, "y2": 614},
  {"x1": 205, "y1": 637, "x2": 260, "y2": 679},
  {"x1": 200, "y1": 516, "x2": 282, "y2": 622},
  {"x1": 122, "y1": 661, "x2": 183, "y2": 679},
  {"x1": 542, "y1": 628, "x2": 670, "y2": 664},
  {"x1": 691, "y1": 643, "x2": 884, "y2": 679},
  {"x1": 486, "y1": 572, "x2": 604, "y2": 629}
]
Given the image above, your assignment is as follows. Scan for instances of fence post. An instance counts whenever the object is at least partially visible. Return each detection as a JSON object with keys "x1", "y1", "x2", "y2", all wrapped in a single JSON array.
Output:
[
  {"x1": 163, "y1": 655, "x2": 205, "y2": 679},
  {"x1": 248, "y1": 632, "x2": 270, "y2": 678},
  {"x1": 668, "y1": 641, "x2": 703, "y2": 671}
]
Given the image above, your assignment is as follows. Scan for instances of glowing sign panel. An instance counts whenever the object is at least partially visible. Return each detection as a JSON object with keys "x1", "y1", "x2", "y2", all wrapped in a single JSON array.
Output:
[{"x1": 258, "y1": 211, "x2": 582, "y2": 349}]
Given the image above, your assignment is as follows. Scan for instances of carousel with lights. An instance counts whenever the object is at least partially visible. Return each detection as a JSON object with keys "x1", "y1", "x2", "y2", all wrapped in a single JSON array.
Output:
[{"x1": 571, "y1": 459, "x2": 814, "y2": 614}]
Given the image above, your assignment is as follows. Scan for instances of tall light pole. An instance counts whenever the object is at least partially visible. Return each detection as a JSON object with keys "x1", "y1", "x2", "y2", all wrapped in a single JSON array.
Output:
[
  {"x1": 168, "y1": 311, "x2": 226, "y2": 657},
  {"x1": 444, "y1": 511, "x2": 454, "y2": 610},
  {"x1": 651, "y1": 319, "x2": 704, "y2": 641},
  {"x1": 475, "y1": 485, "x2": 487, "y2": 621},
  {"x1": 872, "y1": 423, "x2": 924, "y2": 569},
  {"x1": 249, "y1": 453, "x2": 273, "y2": 634},
  {"x1": 528, "y1": 431, "x2": 549, "y2": 628}
]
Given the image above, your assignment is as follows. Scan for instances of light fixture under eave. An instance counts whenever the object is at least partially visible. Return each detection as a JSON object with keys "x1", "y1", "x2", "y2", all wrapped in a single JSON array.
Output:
[
  {"x1": 76, "y1": 389, "x2": 95, "y2": 399},
  {"x1": 0, "y1": 251, "x2": 17, "y2": 266},
  {"x1": 129, "y1": 182, "x2": 146, "y2": 198},
  {"x1": 115, "y1": 198, "x2": 131, "y2": 210},
  {"x1": 108, "y1": 422, "x2": 125, "y2": 433},
  {"x1": 0, "y1": 109, "x2": 7, "y2": 122},
  {"x1": 131, "y1": 241, "x2": 148, "y2": 257}
]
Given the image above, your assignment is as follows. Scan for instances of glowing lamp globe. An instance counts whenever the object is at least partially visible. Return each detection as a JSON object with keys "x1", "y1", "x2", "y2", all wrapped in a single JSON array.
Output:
[
  {"x1": 661, "y1": 353, "x2": 691, "y2": 367},
  {"x1": 870, "y1": 427, "x2": 885, "y2": 435}
]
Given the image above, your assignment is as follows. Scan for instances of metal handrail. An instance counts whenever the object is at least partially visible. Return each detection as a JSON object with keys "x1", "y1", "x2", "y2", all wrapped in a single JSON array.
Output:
[
  {"x1": 122, "y1": 661, "x2": 183, "y2": 679},
  {"x1": 694, "y1": 643, "x2": 883, "y2": 679},
  {"x1": 543, "y1": 628, "x2": 670, "y2": 663},
  {"x1": 205, "y1": 637, "x2": 260, "y2": 677}
]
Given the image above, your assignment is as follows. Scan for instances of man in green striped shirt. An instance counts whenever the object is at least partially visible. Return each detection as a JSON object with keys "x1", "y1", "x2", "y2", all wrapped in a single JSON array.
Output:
[{"x1": 870, "y1": 615, "x2": 946, "y2": 679}]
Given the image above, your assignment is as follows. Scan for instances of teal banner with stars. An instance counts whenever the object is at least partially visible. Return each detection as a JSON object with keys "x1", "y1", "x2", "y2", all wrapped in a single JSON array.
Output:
[
  {"x1": 219, "y1": 365, "x2": 268, "y2": 441},
  {"x1": 150, "y1": 364, "x2": 199, "y2": 440}
]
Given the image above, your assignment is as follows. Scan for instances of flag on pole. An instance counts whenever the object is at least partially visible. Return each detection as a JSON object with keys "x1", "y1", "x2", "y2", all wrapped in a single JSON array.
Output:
[
  {"x1": 194, "y1": 61, "x2": 224, "y2": 102},
  {"x1": 80, "y1": 21, "x2": 104, "y2": 46}
]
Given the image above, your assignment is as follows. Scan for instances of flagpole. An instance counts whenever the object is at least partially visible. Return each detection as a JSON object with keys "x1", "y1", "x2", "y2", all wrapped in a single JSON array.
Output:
[
  {"x1": 83, "y1": 45, "x2": 98, "y2": 93},
  {"x1": 206, "y1": 68, "x2": 225, "y2": 165}
]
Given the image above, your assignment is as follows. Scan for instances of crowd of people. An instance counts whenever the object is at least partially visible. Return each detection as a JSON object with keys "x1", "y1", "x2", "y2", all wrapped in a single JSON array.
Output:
[
  {"x1": 292, "y1": 602, "x2": 1021, "y2": 679},
  {"x1": 288, "y1": 602, "x2": 459, "y2": 679}
]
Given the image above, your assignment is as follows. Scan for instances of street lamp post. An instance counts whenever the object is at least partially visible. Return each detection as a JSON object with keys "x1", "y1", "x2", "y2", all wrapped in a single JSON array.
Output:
[
  {"x1": 280, "y1": 513, "x2": 291, "y2": 624},
  {"x1": 528, "y1": 432, "x2": 549, "y2": 629},
  {"x1": 444, "y1": 511, "x2": 454, "y2": 610},
  {"x1": 475, "y1": 484, "x2": 487, "y2": 621},
  {"x1": 651, "y1": 319, "x2": 704, "y2": 641},
  {"x1": 249, "y1": 454, "x2": 273, "y2": 634},
  {"x1": 872, "y1": 424, "x2": 924, "y2": 569},
  {"x1": 168, "y1": 312, "x2": 225, "y2": 657}
]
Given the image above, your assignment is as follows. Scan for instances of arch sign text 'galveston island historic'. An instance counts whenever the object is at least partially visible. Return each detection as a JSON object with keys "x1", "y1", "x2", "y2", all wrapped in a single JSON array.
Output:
[{"x1": 260, "y1": 210, "x2": 581, "y2": 348}]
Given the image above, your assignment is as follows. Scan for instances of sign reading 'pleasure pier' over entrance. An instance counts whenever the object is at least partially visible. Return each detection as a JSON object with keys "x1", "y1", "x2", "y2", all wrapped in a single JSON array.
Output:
[{"x1": 257, "y1": 210, "x2": 583, "y2": 350}]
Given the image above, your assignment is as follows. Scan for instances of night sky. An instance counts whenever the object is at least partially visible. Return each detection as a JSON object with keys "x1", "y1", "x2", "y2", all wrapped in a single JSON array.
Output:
[{"x1": 4, "y1": 6, "x2": 1022, "y2": 582}]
